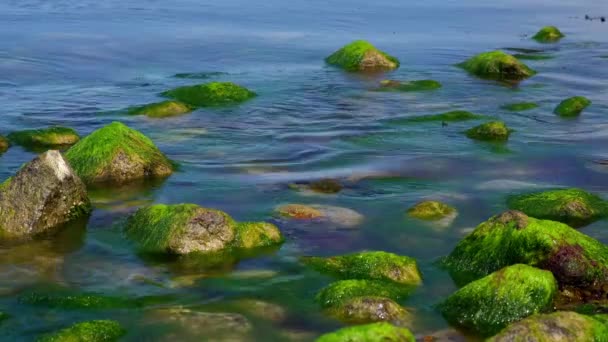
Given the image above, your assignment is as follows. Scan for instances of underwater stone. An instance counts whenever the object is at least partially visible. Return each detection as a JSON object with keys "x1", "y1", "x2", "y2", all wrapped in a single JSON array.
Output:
[
  {"x1": 532, "y1": 26, "x2": 565, "y2": 43},
  {"x1": 458, "y1": 51, "x2": 536, "y2": 81},
  {"x1": 0, "y1": 136, "x2": 8, "y2": 153},
  {"x1": 501, "y1": 102, "x2": 539, "y2": 111},
  {"x1": 161, "y1": 82, "x2": 256, "y2": 107},
  {"x1": 8, "y1": 127, "x2": 80, "y2": 149},
  {"x1": 554, "y1": 96, "x2": 591, "y2": 117},
  {"x1": 316, "y1": 279, "x2": 415, "y2": 309},
  {"x1": 465, "y1": 121, "x2": 512, "y2": 141},
  {"x1": 316, "y1": 322, "x2": 415, "y2": 342},
  {"x1": 325, "y1": 40, "x2": 400, "y2": 72},
  {"x1": 325, "y1": 296, "x2": 412, "y2": 325},
  {"x1": 127, "y1": 100, "x2": 192, "y2": 118},
  {"x1": 37, "y1": 320, "x2": 126, "y2": 342},
  {"x1": 407, "y1": 200, "x2": 456, "y2": 221},
  {"x1": 275, "y1": 204, "x2": 324, "y2": 219},
  {"x1": 378, "y1": 79, "x2": 442, "y2": 92},
  {"x1": 397, "y1": 110, "x2": 484, "y2": 123},
  {"x1": 309, "y1": 178, "x2": 343, "y2": 194}
]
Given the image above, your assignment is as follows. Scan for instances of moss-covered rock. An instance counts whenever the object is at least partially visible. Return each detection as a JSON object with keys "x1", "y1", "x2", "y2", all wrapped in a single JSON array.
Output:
[
  {"x1": 554, "y1": 96, "x2": 591, "y2": 117},
  {"x1": 501, "y1": 102, "x2": 539, "y2": 111},
  {"x1": 125, "y1": 203, "x2": 283, "y2": 255},
  {"x1": 161, "y1": 82, "x2": 256, "y2": 107},
  {"x1": 325, "y1": 40, "x2": 400, "y2": 72},
  {"x1": 19, "y1": 285, "x2": 151, "y2": 309},
  {"x1": 38, "y1": 320, "x2": 126, "y2": 342},
  {"x1": 507, "y1": 188, "x2": 608, "y2": 228},
  {"x1": 0, "y1": 135, "x2": 9, "y2": 153},
  {"x1": 309, "y1": 178, "x2": 343, "y2": 194},
  {"x1": 378, "y1": 79, "x2": 442, "y2": 92},
  {"x1": 316, "y1": 280, "x2": 414, "y2": 309},
  {"x1": 407, "y1": 201, "x2": 456, "y2": 221},
  {"x1": 8, "y1": 127, "x2": 79, "y2": 149},
  {"x1": 457, "y1": 51, "x2": 536, "y2": 81},
  {"x1": 465, "y1": 121, "x2": 512, "y2": 141},
  {"x1": 325, "y1": 296, "x2": 412, "y2": 325},
  {"x1": 488, "y1": 312, "x2": 608, "y2": 342},
  {"x1": 316, "y1": 322, "x2": 415, "y2": 342},
  {"x1": 395, "y1": 110, "x2": 484, "y2": 123},
  {"x1": 513, "y1": 53, "x2": 554, "y2": 61},
  {"x1": 438, "y1": 264, "x2": 557, "y2": 337},
  {"x1": 65, "y1": 122, "x2": 173, "y2": 185},
  {"x1": 275, "y1": 204, "x2": 324, "y2": 219},
  {"x1": 127, "y1": 100, "x2": 192, "y2": 118},
  {"x1": 532, "y1": 26, "x2": 565, "y2": 43}
]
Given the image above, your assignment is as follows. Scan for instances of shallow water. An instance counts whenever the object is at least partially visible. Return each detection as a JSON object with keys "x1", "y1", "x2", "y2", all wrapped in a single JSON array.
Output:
[{"x1": 1, "y1": 0, "x2": 608, "y2": 340}]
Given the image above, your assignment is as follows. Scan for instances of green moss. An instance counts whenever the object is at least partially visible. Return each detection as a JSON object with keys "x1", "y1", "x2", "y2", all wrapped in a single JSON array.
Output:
[
  {"x1": 465, "y1": 121, "x2": 512, "y2": 141},
  {"x1": 316, "y1": 322, "x2": 415, "y2": 342},
  {"x1": 407, "y1": 201, "x2": 456, "y2": 220},
  {"x1": 457, "y1": 51, "x2": 536, "y2": 81},
  {"x1": 438, "y1": 264, "x2": 557, "y2": 337},
  {"x1": 532, "y1": 26, "x2": 565, "y2": 43},
  {"x1": 501, "y1": 102, "x2": 539, "y2": 111},
  {"x1": 391, "y1": 110, "x2": 485, "y2": 124},
  {"x1": 325, "y1": 40, "x2": 400, "y2": 72},
  {"x1": 0, "y1": 177, "x2": 12, "y2": 192},
  {"x1": 513, "y1": 53, "x2": 554, "y2": 60},
  {"x1": 0, "y1": 135, "x2": 9, "y2": 153},
  {"x1": 127, "y1": 100, "x2": 192, "y2": 118},
  {"x1": 8, "y1": 127, "x2": 80, "y2": 148},
  {"x1": 554, "y1": 96, "x2": 591, "y2": 117},
  {"x1": 64, "y1": 122, "x2": 173, "y2": 184},
  {"x1": 37, "y1": 320, "x2": 126, "y2": 342},
  {"x1": 161, "y1": 82, "x2": 256, "y2": 107},
  {"x1": 324, "y1": 296, "x2": 411, "y2": 325},
  {"x1": 316, "y1": 280, "x2": 414, "y2": 309},
  {"x1": 507, "y1": 188, "x2": 608, "y2": 228},
  {"x1": 20, "y1": 288, "x2": 135, "y2": 309},
  {"x1": 378, "y1": 79, "x2": 442, "y2": 92},
  {"x1": 309, "y1": 179, "x2": 343, "y2": 194},
  {"x1": 303, "y1": 251, "x2": 422, "y2": 286},
  {"x1": 233, "y1": 222, "x2": 284, "y2": 250}
]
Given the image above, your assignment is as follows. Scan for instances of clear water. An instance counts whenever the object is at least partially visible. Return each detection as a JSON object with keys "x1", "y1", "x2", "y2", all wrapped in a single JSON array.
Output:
[{"x1": 1, "y1": 0, "x2": 608, "y2": 340}]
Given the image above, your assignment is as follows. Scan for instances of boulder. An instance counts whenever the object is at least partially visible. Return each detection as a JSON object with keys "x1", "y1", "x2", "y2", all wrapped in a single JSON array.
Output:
[
  {"x1": 325, "y1": 40, "x2": 400, "y2": 72},
  {"x1": 127, "y1": 100, "x2": 192, "y2": 118},
  {"x1": 316, "y1": 322, "x2": 414, "y2": 342},
  {"x1": 532, "y1": 26, "x2": 565, "y2": 43},
  {"x1": 8, "y1": 127, "x2": 79, "y2": 150},
  {"x1": 316, "y1": 280, "x2": 415, "y2": 309},
  {"x1": 458, "y1": 51, "x2": 536, "y2": 81},
  {"x1": 465, "y1": 121, "x2": 512, "y2": 141},
  {"x1": 161, "y1": 82, "x2": 256, "y2": 107},
  {"x1": 0, "y1": 150, "x2": 90, "y2": 239},
  {"x1": 554, "y1": 96, "x2": 591, "y2": 117},
  {"x1": 407, "y1": 201, "x2": 456, "y2": 221},
  {"x1": 38, "y1": 320, "x2": 125, "y2": 342}
]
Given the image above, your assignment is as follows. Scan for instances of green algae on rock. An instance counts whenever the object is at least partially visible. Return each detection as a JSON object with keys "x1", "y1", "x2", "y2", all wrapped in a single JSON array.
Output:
[
  {"x1": 37, "y1": 320, "x2": 126, "y2": 342},
  {"x1": 233, "y1": 222, "x2": 284, "y2": 249},
  {"x1": 275, "y1": 204, "x2": 324, "y2": 219},
  {"x1": 309, "y1": 178, "x2": 343, "y2": 194},
  {"x1": 316, "y1": 279, "x2": 415, "y2": 309},
  {"x1": 465, "y1": 121, "x2": 512, "y2": 141},
  {"x1": 316, "y1": 322, "x2": 415, "y2": 342},
  {"x1": 19, "y1": 286, "x2": 142, "y2": 309},
  {"x1": 395, "y1": 110, "x2": 485, "y2": 124},
  {"x1": 488, "y1": 312, "x2": 608, "y2": 342},
  {"x1": 0, "y1": 135, "x2": 9, "y2": 153},
  {"x1": 554, "y1": 96, "x2": 591, "y2": 117},
  {"x1": 378, "y1": 79, "x2": 442, "y2": 92},
  {"x1": 507, "y1": 188, "x2": 608, "y2": 228},
  {"x1": 457, "y1": 51, "x2": 536, "y2": 81},
  {"x1": 438, "y1": 264, "x2": 557, "y2": 337},
  {"x1": 161, "y1": 82, "x2": 256, "y2": 107},
  {"x1": 325, "y1": 296, "x2": 412, "y2": 325},
  {"x1": 501, "y1": 102, "x2": 539, "y2": 111},
  {"x1": 325, "y1": 40, "x2": 400, "y2": 72},
  {"x1": 407, "y1": 201, "x2": 456, "y2": 221},
  {"x1": 513, "y1": 53, "x2": 554, "y2": 61},
  {"x1": 65, "y1": 122, "x2": 174, "y2": 185},
  {"x1": 8, "y1": 127, "x2": 80, "y2": 149},
  {"x1": 127, "y1": 100, "x2": 192, "y2": 118},
  {"x1": 532, "y1": 26, "x2": 565, "y2": 43}
]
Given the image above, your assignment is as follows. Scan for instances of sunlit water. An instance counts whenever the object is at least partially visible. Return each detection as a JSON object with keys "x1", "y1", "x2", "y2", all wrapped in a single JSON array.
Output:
[{"x1": 1, "y1": 0, "x2": 608, "y2": 340}]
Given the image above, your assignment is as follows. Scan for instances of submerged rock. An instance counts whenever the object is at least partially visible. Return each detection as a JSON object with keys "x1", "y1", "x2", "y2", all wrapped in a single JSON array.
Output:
[
  {"x1": 65, "y1": 122, "x2": 174, "y2": 185},
  {"x1": 8, "y1": 127, "x2": 80, "y2": 149},
  {"x1": 554, "y1": 96, "x2": 591, "y2": 117},
  {"x1": 316, "y1": 279, "x2": 415, "y2": 310},
  {"x1": 488, "y1": 312, "x2": 608, "y2": 341},
  {"x1": 532, "y1": 26, "x2": 565, "y2": 43},
  {"x1": 407, "y1": 201, "x2": 456, "y2": 221},
  {"x1": 465, "y1": 121, "x2": 512, "y2": 141},
  {"x1": 507, "y1": 188, "x2": 608, "y2": 227},
  {"x1": 38, "y1": 320, "x2": 126, "y2": 342},
  {"x1": 513, "y1": 53, "x2": 554, "y2": 60},
  {"x1": 0, "y1": 150, "x2": 90, "y2": 240},
  {"x1": 325, "y1": 40, "x2": 400, "y2": 72},
  {"x1": 309, "y1": 178, "x2": 343, "y2": 194},
  {"x1": 275, "y1": 204, "x2": 324, "y2": 220},
  {"x1": 326, "y1": 296, "x2": 412, "y2": 325},
  {"x1": 161, "y1": 82, "x2": 256, "y2": 107},
  {"x1": 275, "y1": 204, "x2": 364, "y2": 227},
  {"x1": 233, "y1": 222, "x2": 285, "y2": 249},
  {"x1": 230, "y1": 299, "x2": 287, "y2": 322},
  {"x1": 378, "y1": 79, "x2": 442, "y2": 92},
  {"x1": 397, "y1": 110, "x2": 484, "y2": 123},
  {"x1": 501, "y1": 102, "x2": 538, "y2": 111},
  {"x1": 438, "y1": 264, "x2": 557, "y2": 337},
  {"x1": 127, "y1": 100, "x2": 192, "y2": 118},
  {"x1": 316, "y1": 322, "x2": 415, "y2": 342},
  {"x1": 0, "y1": 135, "x2": 9, "y2": 153},
  {"x1": 457, "y1": 51, "x2": 536, "y2": 81}
]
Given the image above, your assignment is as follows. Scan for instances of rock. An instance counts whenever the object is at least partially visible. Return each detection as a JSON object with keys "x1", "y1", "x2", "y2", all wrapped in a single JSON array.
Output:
[
  {"x1": 378, "y1": 79, "x2": 442, "y2": 92},
  {"x1": 457, "y1": 51, "x2": 536, "y2": 81},
  {"x1": 173, "y1": 71, "x2": 227, "y2": 79},
  {"x1": 161, "y1": 82, "x2": 256, "y2": 107},
  {"x1": 407, "y1": 201, "x2": 456, "y2": 221},
  {"x1": 275, "y1": 204, "x2": 325, "y2": 220},
  {"x1": 38, "y1": 320, "x2": 126, "y2": 342},
  {"x1": 231, "y1": 299, "x2": 287, "y2": 322},
  {"x1": 438, "y1": 264, "x2": 557, "y2": 337},
  {"x1": 65, "y1": 122, "x2": 174, "y2": 185},
  {"x1": 125, "y1": 203, "x2": 283, "y2": 255},
  {"x1": 501, "y1": 102, "x2": 538, "y2": 111},
  {"x1": 325, "y1": 296, "x2": 412, "y2": 325},
  {"x1": 316, "y1": 280, "x2": 415, "y2": 309},
  {"x1": 554, "y1": 96, "x2": 591, "y2": 117},
  {"x1": 127, "y1": 100, "x2": 192, "y2": 118},
  {"x1": 465, "y1": 121, "x2": 512, "y2": 141},
  {"x1": 532, "y1": 26, "x2": 565, "y2": 43},
  {"x1": 309, "y1": 178, "x2": 343, "y2": 194},
  {"x1": 0, "y1": 136, "x2": 9, "y2": 153},
  {"x1": 507, "y1": 188, "x2": 608, "y2": 228},
  {"x1": 8, "y1": 127, "x2": 79, "y2": 150},
  {"x1": 395, "y1": 110, "x2": 484, "y2": 123},
  {"x1": 488, "y1": 312, "x2": 608, "y2": 341},
  {"x1": 316, "y1": 322, "x2": 415, "y2": 342},
  {"x1": 325, "y1": 40, "x2": 400, "y2": 72},
  {"x1": 302, "y1": 251, "x2": 422, "y2": 286},
  {"x1": 18, "y1": 285, "x2": 158, "y2": 309},
  {"x1": 0, "y1": 151, "x2": 90, "y2": 240},
  {"x1": 274, "y1": 203, "x2": 364, "y2": 227}
]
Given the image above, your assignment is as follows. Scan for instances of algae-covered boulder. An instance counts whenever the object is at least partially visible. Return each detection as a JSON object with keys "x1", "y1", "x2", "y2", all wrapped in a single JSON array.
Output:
[
  {"x1": 275, "y1": 204, "x2": 364, "y2": 228},
  {"x1": 161, "y1": 82, "x2": 256, "y2": 107},
  {"x1": 8, "y1": 127, "x2": 80, "y2": 149},
  {"x1": 316, "y1": 280, "x2": 414, "y2": 309},
  {"x1": 0, "y1": 150, "x2": 90, "y2": 240},
  {"x1": 309, "y1": 178, "x2": 343, "y2": 194},
  {"x1": 532, "y1": 26, "x2": 565, "y2": 43},
  {"x1": 501, "y1": 102, "x2": 538, "y2": 111},
  {"x1": 488, "y1": 312, "x2": 608, "y2": 342},
  {"x1": 397, "y1": 110, "x2": 484, "y2": 123},
  {"x1": 407, "y1": 201, "x2": 456, "y2": 221},
  {"x1": 38, "y1": 320, "x2": 126, "y2": 342},
  {"x1": 554, "y1": 96, "x2": 591, "y2": 117},
  {"x1": 275, "y1": 204, "x2": 323, "y2": 219},
  {"x1": 325, "y1": 40, "x2": 400, "y2": 72},
  {"x1": 438, "y1": 264, "x2": 557, "y2": 337},
  {"x1": 507, "y1": 188, "x2": 608, "y2": 228},
  {"x1": 125, "y1": 203, "x2": 283, "y2": 255},
  {"x1": 316, "y1": 322, "x2": 415, "y2": 342},
  {"x1": 325, "y1": 296, "x2": 411, "y2": 325},
  {"x1": 65, "y1": 122, "x2": 173, "y2": 185},
  {"x1": 465, "y1": 121, "x2": 512, "y2": 141},
  {"x1": 303, "y1": 251, "x2": 422, "y2": 286},
  {"x1": 128, "y1": 100, "x2": 192, "y2": 118},
  {"x1": 378, "y1": 79, "x2": 442, "y2": 92},
  {"x1": 458, "y1": 51, "x2": 536, "y2": 81},
  {"x1": 0, "y1": 135, "x2": 9, "y2": 153}
]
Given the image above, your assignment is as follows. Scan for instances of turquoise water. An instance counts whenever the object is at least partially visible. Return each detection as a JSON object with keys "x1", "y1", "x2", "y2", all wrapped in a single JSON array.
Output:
[{"x1": 1, "y1": 0, "x2": 608, "y2": 340}]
